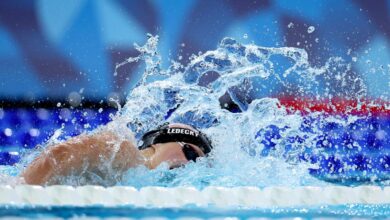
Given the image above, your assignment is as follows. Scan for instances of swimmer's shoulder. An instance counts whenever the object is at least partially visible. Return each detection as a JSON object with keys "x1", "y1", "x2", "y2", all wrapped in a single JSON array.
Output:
[{"x1": 95, "y1": 120, "x2": 137, "y2": 145}]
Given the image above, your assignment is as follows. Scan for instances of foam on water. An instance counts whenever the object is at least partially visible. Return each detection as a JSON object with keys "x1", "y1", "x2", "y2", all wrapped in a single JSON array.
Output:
[{"x1": 1, "y1": 35, "x2": 389, "y2": 188}]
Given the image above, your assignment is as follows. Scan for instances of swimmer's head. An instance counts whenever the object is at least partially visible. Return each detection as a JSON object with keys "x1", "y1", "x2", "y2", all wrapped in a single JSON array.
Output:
[{"x1": 138, "y1": 123, "x2": 212, "y2": 169}]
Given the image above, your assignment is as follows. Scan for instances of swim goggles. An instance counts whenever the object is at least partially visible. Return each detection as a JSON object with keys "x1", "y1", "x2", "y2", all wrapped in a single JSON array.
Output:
[{"x1": 138, "y1": 123, "x2": 212, "y2": 161}]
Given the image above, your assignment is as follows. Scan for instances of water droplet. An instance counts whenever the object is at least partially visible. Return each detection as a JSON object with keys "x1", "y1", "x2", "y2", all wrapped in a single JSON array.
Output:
[
  {"x1": 375, "y1": 130, "x2": 387, "y2": 140},
  {"x1": 68, "y1": 92, "x2": 81, "y2": 107},
  {"x1": 4, "y1": 128, "x2": 12, "y2": 136},
  {"x1": 37, "y1": 108, "x2": 49, "y2": 120},
  {"x1": 307, "y1": 26, "x2": 315, "y2": 34},
  {"x1": 29, "y1": 128, "x2": 40, "y2": 137}
]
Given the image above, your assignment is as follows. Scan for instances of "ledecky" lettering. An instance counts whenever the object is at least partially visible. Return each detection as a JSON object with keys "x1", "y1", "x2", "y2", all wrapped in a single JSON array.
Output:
[{"x1": 167, "y1": 128, "x2": 199, "y2": 137}]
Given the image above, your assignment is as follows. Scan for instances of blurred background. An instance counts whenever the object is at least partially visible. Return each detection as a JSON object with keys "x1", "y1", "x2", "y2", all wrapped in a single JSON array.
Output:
[
  {"x1": 0, "y1": 0, "x2": 389, "y2": 104},
  {"x1": 0, "y1": 0, "x2": 389, "y2": 168}
]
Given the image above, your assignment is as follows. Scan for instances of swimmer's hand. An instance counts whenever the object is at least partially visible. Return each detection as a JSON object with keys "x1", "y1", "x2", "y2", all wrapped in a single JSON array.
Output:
[{"x1": 21, "y1": 131, "x2": 142, "y2": 185}]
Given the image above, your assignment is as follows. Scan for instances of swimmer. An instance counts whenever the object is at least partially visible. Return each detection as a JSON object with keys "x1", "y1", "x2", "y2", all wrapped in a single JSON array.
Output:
[{"x1": 21, "y1": 123, "x2": 212, "y2": 185}]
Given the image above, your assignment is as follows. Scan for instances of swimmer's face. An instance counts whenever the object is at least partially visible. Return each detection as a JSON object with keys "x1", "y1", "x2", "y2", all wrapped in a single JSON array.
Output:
[
  {"x1": 148, "y1": 142, "x2": 205, "y2": 169},
  {"x1": 146, "y1": 123, "x2": 206, "y2": 169}
]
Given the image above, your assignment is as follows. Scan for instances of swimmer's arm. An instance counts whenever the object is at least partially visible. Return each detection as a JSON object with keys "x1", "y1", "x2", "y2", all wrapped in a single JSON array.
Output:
[{"x1": 21, "y1": 131, "x2": 143, "y2": 185}]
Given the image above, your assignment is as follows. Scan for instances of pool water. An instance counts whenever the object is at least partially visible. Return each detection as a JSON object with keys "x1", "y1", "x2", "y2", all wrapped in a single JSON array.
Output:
[{"x1": 1, "y1": 204, "x2": 390, "y2": 219}]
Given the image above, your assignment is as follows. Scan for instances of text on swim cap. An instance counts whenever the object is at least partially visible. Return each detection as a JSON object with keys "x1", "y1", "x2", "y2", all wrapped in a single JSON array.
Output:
[{"x1": 167, "y1": 128, "x2": 199, "y2": 137}]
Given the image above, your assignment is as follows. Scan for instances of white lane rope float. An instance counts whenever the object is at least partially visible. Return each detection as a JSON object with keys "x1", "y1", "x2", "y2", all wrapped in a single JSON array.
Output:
[{"x1": 0, "y1": 185, "x2": 389, "y2": 207}]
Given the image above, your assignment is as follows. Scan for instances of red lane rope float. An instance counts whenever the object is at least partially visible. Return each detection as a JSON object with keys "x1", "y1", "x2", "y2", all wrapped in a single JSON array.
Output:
[{"x1": 278, "y1": 98, "x2": 390, "y2": 115}]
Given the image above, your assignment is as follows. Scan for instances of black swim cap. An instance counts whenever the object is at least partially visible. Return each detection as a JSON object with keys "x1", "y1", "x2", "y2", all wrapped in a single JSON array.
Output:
[{"x1": 138, "y1": 123, "x2": 213, "y2": 155}]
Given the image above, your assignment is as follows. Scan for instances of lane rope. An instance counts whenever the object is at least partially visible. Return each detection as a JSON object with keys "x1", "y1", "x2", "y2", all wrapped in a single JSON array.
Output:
[{"x1": 1, "y1": 186, "x2": 389, "y2": 207}]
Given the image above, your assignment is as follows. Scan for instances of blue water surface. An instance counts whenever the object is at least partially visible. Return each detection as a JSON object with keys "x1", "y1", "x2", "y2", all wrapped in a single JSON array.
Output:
[{"x1": 1, "y1": 204, "x2": 390, "y2": 219}]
